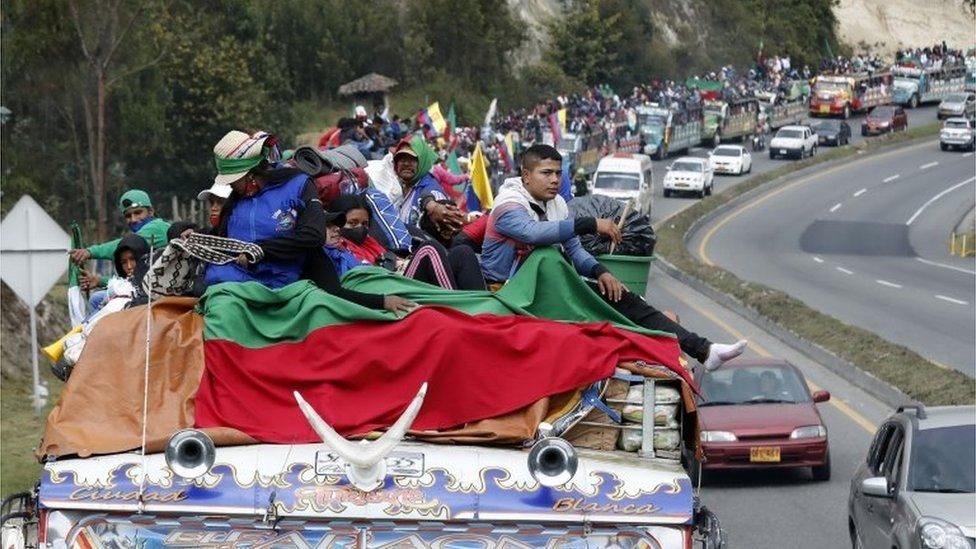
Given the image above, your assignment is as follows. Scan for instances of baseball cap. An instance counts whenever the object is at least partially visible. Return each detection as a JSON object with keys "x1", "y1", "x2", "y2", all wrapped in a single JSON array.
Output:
[
  {"x1": 119, "y1": 189, "x2": 152, "y2": 214},
  {"x1": 197, "y1": 181, "x2": 233, "y2": 201}
]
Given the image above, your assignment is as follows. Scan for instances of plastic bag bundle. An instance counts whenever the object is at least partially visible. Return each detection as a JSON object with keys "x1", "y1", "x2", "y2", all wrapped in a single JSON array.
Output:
[
  {"x1": 568, "y1": 195, "x2": 656, "y2": 256},
  {"x1": 617, "y1": 383, "x2": 682, "y2": 452}
]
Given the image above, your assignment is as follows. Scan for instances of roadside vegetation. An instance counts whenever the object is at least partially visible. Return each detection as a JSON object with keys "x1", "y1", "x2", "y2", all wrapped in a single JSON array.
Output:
[{"x1": 656, "y1": 124, "x2": 975, "y2": 406}]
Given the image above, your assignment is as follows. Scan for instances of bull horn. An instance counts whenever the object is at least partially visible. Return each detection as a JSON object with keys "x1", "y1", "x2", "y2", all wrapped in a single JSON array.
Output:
[{"x1": 293, "y1": 382, "x2": 427, "y2": 492}]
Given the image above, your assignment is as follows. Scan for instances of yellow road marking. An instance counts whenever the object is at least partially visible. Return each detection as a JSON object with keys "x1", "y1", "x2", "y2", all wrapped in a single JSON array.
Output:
[
  {"x1": 678, "y1": 291, "x2": 877, "y2": 434},
  {"x1": 697, "y1": 140, "x2": 932, "y2": 266}
]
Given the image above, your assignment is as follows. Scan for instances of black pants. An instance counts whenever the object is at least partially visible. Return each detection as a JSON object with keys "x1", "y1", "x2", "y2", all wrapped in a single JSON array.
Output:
[
  {"x1": 587, "y1": 281, "x2": 712, "y2": 363},
  {"x1": 406, "y1": 242, "x2": 486, "y2": 291}
]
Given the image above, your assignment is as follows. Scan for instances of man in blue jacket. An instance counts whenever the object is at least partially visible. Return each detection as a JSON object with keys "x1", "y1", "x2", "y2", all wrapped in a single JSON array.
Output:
[{"x1": 482, "y1": 144, "x2": 746, "y2": 371}]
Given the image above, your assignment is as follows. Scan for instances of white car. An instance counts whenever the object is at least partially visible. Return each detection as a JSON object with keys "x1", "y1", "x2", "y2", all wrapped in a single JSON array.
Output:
[
  {"x1": 940, "y1": 117, "x2": 976, "y2": 151},
  {"x1": 663, "y1": 157, "x2": 713, "y2": 198},
  {"x1": 769, "y1": 125, "x2": 818, "y2": 160},
  {"x1": 708, "y1": 145, "x2": 752, "y2": 176},
  {"x1": 590, "y1": 153, "x2": 654, "y2": 215}
]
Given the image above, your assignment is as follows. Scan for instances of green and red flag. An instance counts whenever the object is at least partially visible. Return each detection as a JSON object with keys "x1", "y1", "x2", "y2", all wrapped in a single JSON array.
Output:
[{"x1": 194, "y1": 249, "x2": 685, "y2": 443}]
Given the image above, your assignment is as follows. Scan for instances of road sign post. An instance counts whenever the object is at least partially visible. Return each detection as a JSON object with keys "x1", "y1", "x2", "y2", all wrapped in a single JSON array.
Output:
[{"x1": 0, "y1": 195, "x2": 71, "y2": 411}]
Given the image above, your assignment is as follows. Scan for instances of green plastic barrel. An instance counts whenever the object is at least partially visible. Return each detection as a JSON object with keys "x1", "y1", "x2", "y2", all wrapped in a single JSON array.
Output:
[{"x1": 596, "y1": 254, "x2": 655, "y2": 297}]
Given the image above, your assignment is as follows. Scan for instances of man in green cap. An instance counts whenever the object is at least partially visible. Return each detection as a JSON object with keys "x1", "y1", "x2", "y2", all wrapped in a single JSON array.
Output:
[{"x1": 69, "y1": 189, "x2": 171, "y2": 288}]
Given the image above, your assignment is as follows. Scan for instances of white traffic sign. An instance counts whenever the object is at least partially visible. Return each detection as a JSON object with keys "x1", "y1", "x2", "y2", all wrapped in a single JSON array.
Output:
[
  {"x1": 1, "y1": 195, "x2": 70, "y2": 306},
  {"x1": 0, "y1": 195, "x2": 70, "y2": 410}
]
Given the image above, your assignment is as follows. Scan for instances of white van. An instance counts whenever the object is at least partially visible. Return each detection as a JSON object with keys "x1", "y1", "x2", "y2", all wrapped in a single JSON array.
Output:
[{"x1": 589, "y1": 153, "x2": 654, "y2": 215}]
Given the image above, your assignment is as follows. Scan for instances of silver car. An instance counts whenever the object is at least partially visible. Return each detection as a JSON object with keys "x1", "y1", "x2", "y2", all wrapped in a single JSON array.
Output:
[
  {"x1": 937, "y1": 92, "x2": 976, "y2": 120},
  {"x1": 848, "y1": 405, "x2": 975, "y2": 549}
]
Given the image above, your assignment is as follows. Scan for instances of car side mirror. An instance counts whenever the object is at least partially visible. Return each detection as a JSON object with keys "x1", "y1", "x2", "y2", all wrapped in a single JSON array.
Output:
[
  {"x1": 666, "y1": 165, "x2": 673, "y2": 171},
  {"x1": 861, "y1": 476, "x2": 892, "y2": 498},
  {"x1": 812, "y1": 390, "x2": 831, "y2": 403}
]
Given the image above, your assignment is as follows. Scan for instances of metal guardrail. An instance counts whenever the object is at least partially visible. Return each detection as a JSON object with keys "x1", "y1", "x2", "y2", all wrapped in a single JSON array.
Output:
[{"x1": 949, "y1": 232, "x2": 976, "y2": 257}]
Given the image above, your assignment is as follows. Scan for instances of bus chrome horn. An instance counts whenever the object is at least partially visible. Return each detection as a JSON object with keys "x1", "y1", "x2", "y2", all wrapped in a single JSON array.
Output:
[
  {"x1": 164, "y1": 429, "x2": 216, "y2": 480},
  {"x1": 527, "y1": 436, "x2": 578, "y2": 487}
]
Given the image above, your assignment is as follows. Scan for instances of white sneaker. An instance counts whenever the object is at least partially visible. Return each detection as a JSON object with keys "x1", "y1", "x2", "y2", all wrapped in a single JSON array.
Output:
[{"x1": 703, "y1": 340, "x2": 748, "y2": 371}]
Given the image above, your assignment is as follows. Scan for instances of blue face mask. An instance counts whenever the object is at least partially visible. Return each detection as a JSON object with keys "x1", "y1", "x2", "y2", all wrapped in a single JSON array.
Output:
[{"x1": 129, "y1": 216, "x2": 154, "y2": 232}]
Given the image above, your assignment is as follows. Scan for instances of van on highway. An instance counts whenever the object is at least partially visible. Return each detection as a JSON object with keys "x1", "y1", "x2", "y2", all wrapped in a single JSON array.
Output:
[{"x1": 590, "y1": 153, "x2": 654, "y2": 215}]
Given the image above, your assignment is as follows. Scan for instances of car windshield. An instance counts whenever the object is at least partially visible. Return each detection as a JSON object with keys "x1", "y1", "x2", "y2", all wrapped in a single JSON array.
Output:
[
  {"x1": 944, "y1": 93, "x2": 968, "y2": 102},
  {"x1": 594, "y1": 171, "x2": 640, "y2": 191},
  {"x1": 909, "y1": 424, "x2": 976, "y2": 493},
  {"x1": 812, "y1": 121, "x2": 840, "y2": 131},
  {"x1": 871, "y1": 107, "x2": 895, "y2": 117},
  {"x1": 713, "y1": 147, "x2": 740, "y2": 157},
  {"x1": 945, "y1": 120, "x2": 971, "y2": 129},
  {"x1": 816, "y1": 80, "x2": 848, "y2": 92},
  {"x1": 699, "y1": 365, "x2": 810, "y2": 405},
  {"x1": 776, "y1": 129, "x2": 803, "y2": 139},
  {"x1": 671, "y1": 161, "x2": 702, "y2": 172}
]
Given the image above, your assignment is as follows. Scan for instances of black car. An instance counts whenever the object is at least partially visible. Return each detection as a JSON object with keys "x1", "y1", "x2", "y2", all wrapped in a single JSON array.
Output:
[{"x1": 811, "y1": 119, "x2": 851, "y2": 146}]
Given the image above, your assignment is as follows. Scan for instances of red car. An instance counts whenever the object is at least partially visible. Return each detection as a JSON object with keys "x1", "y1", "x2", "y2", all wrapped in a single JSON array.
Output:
[
  {"x1": 696, "y1": 357, "x2": 832, "y2": 480},
  {"x1": 861, "y1": 105, "x2": 908, "y2": 136}
]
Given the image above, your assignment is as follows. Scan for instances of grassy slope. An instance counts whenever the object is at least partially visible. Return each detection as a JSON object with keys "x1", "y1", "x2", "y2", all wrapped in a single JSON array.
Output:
[
  {"x1": 1, "y1": 370, "x2": 62, "y2": 495},
  {"x1": 656, "y1": 124, "x2": 975, "y2": 406}
]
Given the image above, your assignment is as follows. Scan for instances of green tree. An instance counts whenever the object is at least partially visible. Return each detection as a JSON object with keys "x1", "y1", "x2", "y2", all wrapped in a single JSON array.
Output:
[{"x1": 545, "y1": 0, "x2": 624, "y2": 86}]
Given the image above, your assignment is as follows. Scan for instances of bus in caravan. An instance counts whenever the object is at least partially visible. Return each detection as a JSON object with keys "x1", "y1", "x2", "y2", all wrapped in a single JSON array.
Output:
[{"x1": 809, "y1": 71, "x2": 893, "y2": 119}]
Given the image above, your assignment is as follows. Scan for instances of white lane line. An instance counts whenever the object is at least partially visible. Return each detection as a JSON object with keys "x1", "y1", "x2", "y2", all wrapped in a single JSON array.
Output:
[
  {"x1": 812, "y1": 256, "x2": 824, "y2": 263},
  {"x1": 906, "y1": 177, "x2": 976, "y2": 225},
  {"x1": 853, "y1": 188, "x2": 867, "y2": 197},
  {"x1": 829, "y1": 203, "x2": 842, "y2": 212},
  {"x1": 963, "y1": 152, "x2": 973, "y2": 158},
  {"x1": 935, "y1": 294, "x2": 969, "y2": 305},
  {"x1": 920, "y1": 161, "x2": 939, "y2": 170},
  {"x1": 916, "y1": 257, "x2": 976, "y2": 276},
  {"x1": 883, "y1": 175, "x2": 900, "y2": 183},
  {"x1": 836, "y1": 267, "x2": 854, "y2": 275},
  {"x1": 876, "y1": 279, "x2": 902, "y2": 289}
]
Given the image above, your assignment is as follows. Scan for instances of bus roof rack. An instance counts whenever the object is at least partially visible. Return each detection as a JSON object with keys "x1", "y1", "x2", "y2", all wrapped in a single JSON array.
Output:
[{"x1": 896, "y1": 404, "x2": 927, "y2": 419}]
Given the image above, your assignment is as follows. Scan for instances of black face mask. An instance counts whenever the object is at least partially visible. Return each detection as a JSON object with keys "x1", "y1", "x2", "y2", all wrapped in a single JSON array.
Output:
[{"x1": 341, "y1": 226, "x2": 368, "y2": 245}]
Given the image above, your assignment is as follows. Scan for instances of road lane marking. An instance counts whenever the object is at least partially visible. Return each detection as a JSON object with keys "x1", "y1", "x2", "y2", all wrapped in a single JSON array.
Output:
[
  {"x1": 883, "y1": 175, "x2": 900, "y2": 183},
  {"x1": 919, "y1": 161, "x2": 938, "y2": 170},
  {"x1": 963, "y1": 152, "x2": 973, "y2": 158},
  {"x1": 836, "y1": 267, "x2": 854, "y2": 275},
  {"x1": 935, "y1": 294, "x2": 969, "y2": 305},
  {"x1": 813, "y1": 256, "x2": 824, "y2": 263},
  {"x1": 677, "y1": 293, "x2": 876, "y2": 433},
  {"x1": 915, "y1": 257, "x2": 976, "y2": 276},
  {"x1": 905, "y1": 177, "x2": 976, "y2": 225},
  {"x1": 698, "y1": 140, "x2": 933, "y2": 266},
  {"x1": 829, "y1": 203, "x2": 842, "y2": 212},
  {"x1": 853, "y1": 188, "x2": 867, "y2": 197},
  {"x1": 876, "y1": 279, "x2": 902, "y2": 289}
]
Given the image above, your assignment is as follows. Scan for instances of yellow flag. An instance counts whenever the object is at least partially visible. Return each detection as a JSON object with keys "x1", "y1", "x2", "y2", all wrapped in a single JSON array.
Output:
[
  {"x1": 470, "y1": 142, "x2": 493, "y2": 210},
  {"x1": 557, "y1": 108, "x2": 567, "y2": 132},
  {"x1": 504, "y1": 132, "x2": 515, "y2": 160},
  {"x1": 427, "y1": 102, "x2": 448, "y2": 136}
]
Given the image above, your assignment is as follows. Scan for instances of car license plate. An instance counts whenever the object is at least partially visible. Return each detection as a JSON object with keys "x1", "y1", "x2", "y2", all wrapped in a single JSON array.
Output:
[
  {"x1": 819, "y1": 105, "x2": 830, "y2": 113},
  {"x1": 750, "y1": 447, "x2": 781, "y2": 462},
  {"x1": 818, "y1": 136, "x2": 825, "y2": 143},
  {"x1": 780, "y1": 149, "x2": 787, "y2": 154}
]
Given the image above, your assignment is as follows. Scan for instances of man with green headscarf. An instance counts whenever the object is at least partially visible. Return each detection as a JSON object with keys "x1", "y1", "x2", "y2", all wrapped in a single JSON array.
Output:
[{"x1": 391, "y1": 136, "x2": 464, "y2": 231}]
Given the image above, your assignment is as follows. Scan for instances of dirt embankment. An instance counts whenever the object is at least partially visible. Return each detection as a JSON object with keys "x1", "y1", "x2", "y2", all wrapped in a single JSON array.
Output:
[
  {"x1": 834, "y1": 0, "x2": 976, "y2": 53},
  {"x1": 1, "y1": 282, "x2": 70, "y2": 378}
]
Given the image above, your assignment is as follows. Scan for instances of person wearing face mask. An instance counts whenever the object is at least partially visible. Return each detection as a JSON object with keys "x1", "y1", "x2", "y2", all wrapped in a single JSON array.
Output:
[{"x1": 326, "y1": 194, "x2": 485, "y2": 291}]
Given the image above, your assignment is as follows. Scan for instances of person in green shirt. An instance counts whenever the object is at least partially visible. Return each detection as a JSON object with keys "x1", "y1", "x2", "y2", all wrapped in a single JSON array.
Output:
[{"x1": 70, "y1": 189, "x2": 170, "y2": 291}]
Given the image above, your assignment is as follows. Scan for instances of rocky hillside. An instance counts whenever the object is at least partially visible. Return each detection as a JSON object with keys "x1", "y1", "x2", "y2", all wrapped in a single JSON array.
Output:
[
  {"x1": 510, "y1": 0, "x2": 975, "y2": 60},
  {"x1": 834, "y1": 0, "x2": 975, "y2": 54},
  {"x1": 1, "y1": 282, "x2": 69, "y2": 378}
]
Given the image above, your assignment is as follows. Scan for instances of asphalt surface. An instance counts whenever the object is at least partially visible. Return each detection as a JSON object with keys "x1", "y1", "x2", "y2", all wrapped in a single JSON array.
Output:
[
  {"x1": 647, "y1": 105, "x2": 944, "y2": 226},
  {"x1": 643, "y1": 270, "x2": 891, "y2": 549},
  {"x1": 690, "y1": 139, "x2": 976, "y2": 375}
]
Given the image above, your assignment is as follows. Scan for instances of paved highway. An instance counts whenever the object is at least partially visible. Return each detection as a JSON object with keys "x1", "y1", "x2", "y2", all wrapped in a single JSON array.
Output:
[
  {"x1": 691, "y1": 140, "x2": 976, "y2": 374},
  {"x1": 644, "y1": 269, "x2": 890, "y2": 549},
  {"x1": 647, "y1": 105, "x2": 944, "y2": 226}
]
